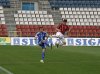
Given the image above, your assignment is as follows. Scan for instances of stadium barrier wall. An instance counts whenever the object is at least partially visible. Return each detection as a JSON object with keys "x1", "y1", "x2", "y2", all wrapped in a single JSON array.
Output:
[
  {"x1": 11, "y1": 37, "x2": 100, "y2": 46},
  {"x1": 11, "y1": 37, "x2": 53, "y2": 46},
  {"x1": 0, "y1": 37, "x2": 100, "y2": 46}
]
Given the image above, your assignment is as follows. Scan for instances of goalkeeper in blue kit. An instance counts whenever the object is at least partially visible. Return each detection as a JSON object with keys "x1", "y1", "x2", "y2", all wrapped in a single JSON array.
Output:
[{"x1": 35, "y1": 27, "x2": 49, "y2": 63}]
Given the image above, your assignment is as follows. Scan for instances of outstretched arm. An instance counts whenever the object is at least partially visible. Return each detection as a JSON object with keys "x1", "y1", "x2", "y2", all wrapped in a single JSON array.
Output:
[{"x1": 34, "y1": 32, "x2": 39, "y2": 40}]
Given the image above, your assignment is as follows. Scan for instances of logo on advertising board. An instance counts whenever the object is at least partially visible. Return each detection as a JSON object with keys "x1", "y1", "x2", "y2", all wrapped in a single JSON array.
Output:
[
  {"x1": 66, "y1": 38, "x2": 100, "y2": 46},
  {"x1": 11, "y1": 37, "x2": 38, "y2": 46},
  {"x1": 11, "y1": 37, "x2": 100, "y2": 46},
  {"x1": 0, "y1": 37, "x2": 11, "y2": 45},
  {"x1": 13, "y1": 38, "x2": 20, "y2": 45},
  {"x1": 11, "y1": 37, "x2": 54, "y2": 46},
  {"x1": 67, "y1": 38, "x2": 74, "y2": 46}
]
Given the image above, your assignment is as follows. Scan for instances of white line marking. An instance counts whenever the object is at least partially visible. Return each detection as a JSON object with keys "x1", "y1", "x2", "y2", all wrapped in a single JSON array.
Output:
[{"x1": 0, "y1": 66, "x2": 13, "y2": 74}]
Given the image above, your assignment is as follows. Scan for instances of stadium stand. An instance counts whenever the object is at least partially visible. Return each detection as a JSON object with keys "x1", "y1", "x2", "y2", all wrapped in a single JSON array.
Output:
[
  {"x1": 49, "y1": 0, "x2": 100, "y2": 9},
  {"x1": 0, "y1": 6, "x2": 8, "y2": 37},
  {"x1": 0, "y1": 0, "x2": 10, "y2": 8},
  {"x1": 0, "y1": 0, "x2": 100, "y2": 37},
  {"x1": 16, "y1": 25, "x2": 56, "y2": 37},
  {"x1": 0, "y1": 24, "x2": 8, "y2": 37},
  {"x1": 0, "y1": 6, "x2": 5, "y2": 24},
  {"x1": 59, "y1": 7, "x2": 100, "y2": 37},
  {"x1": 14, "y1": 10, "x2": 55, "y2": 36},
  {"x1": 14, "y1": 10, "x2": 54, "y2": 25},
  {"x1": 68, "y1": 25, "x2": 100, "y2": 37}
]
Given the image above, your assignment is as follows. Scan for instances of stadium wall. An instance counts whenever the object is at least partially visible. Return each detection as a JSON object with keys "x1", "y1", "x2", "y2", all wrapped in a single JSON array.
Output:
[{"x1": 0, "y1": 37, "x2": 100, "y2": 46}]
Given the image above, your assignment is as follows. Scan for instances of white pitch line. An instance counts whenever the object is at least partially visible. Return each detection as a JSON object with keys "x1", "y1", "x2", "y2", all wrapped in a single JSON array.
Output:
[{"x1": 0, "y1": 66, "x2": 13, "y2": 74}]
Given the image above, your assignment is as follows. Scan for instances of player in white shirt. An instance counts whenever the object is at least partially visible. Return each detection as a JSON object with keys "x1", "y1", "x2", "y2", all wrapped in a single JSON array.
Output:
[{"x1": 55, "y1": 30, "x2": 66, "y2": 48}]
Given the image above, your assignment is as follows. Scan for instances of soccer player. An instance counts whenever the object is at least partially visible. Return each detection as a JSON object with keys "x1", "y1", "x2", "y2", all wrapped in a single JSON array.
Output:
[
  {"x1": 35, "y1": 27, "x2": 49, "y2": 63},
  {"x1": 55, "y1": 19, "x2": 69, "y2": 47}
]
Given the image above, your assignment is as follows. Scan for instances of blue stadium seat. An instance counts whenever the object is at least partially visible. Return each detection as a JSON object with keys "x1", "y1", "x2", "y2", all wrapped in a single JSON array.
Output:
[
  {"x1": 49, "y1": 0, "x2": 100, "y2": 9},
  {"x1": 0, "y1": 0, "x2": 10, "y2": 8}
]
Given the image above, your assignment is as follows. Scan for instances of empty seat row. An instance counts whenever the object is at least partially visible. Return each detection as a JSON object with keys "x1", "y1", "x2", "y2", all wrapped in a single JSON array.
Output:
[
  {"x1": 0, "y1": 24, "x2": 8, "y2": 37},
  {"x1": 16, "y1": 25, "x2": 55, "y2": 29},
  {"x1": 68, "y1": 25, "x2": 100, "y2": 29},
  {"x1": 60, "y1": 7, "x2": 100, "y2": 26},
  {"x1": 16, "y1": 25, "x2": 100, "y2": 37},
  {"x1": 16, "y1": 25, "x2": 56, "y2": 37},
  {"x1": 68, "y1": 25, "x2": 100, "y2": 37},
  {"x1": 0, "y1": 24, "x2": 7, "y2": 27},
  {"x1": 15, "y1": 22, "x2": 54, "y2": 25},
  {"x1": 63, "y1": 18, "x2": 100, "y2": 22},
  {"x1": 15, "y1": 18, "x2": 53, "y2": 22},
  {"x1": 68, "y1": 22, "x2": 100, "y2": 26},
  {"x1": 49, "y1": 0, "x2": 100, "y2": 8},
  {"x1": 14, "y1": 10, "x2": 54, "y2": 25},
  {"x1": 0, "y1": 0, "x2": 10, "y2": 8},
  {"x1": 0, "y1": 6, "x2": 5, "y2": 24},
  {"x1": 14, "y1": 14, "x2": 52, "y2": 18},
  {"x1": 68, "y1": 32, "x2": 100, "y2": 37},
  {"x1": 67, "y1": 18, "x2": 99, "y2": 22},
  {"x1": 17, "y1": 10, "x2": 47, "y2": 14},
  {"x1": 62, "y1": 15, "x2": 99, "y2": 18},
  {"x1": 61, "y1": 11, "x2": 100, "y2": 15},
  {"x1": 0, "y1": 32, "x2": 8, "y2": 37},
  {"x1": 60, "y1": 8, "x2": 100, "y2": 11}
]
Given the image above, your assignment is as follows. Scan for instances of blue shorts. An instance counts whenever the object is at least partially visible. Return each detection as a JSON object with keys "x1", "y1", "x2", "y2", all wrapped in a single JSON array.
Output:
[
  {"x1": 38, "y1": 39, "x2": 50, "y2": 49},
  {"x1": 38, "y1": 41, "x2": 46, "y2": 49},
  {"x1": 39, "y1": 43, "x2": 46, "y2": 49}
]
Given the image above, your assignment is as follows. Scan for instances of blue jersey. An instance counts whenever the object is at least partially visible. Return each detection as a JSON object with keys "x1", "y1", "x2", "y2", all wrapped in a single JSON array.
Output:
[
  {"x1": 35, "y1": 31, "x2": 48, "y2": 49},
  {"x1": 36, "y1": 32, "x2": 47, "y2": 43}
]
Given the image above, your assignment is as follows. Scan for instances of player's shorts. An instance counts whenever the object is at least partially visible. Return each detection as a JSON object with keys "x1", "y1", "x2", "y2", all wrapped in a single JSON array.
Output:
[
  {"x1": 38, "y1": 41, "x2": 49, "y2": 49},
  {"x1": 55, "y1": 37, "x2": 66, "y2": 45},
  {"x1": 55, "y1": 32, "x2": 66, "y2": 44},
  {"x1": 38, "y1": 41, "x2": 46, "y2": 49},
  {"x1": 56, "y1": 32, "x2": 64, "y2": 38},
  {"x1": 39, "y1": 43, "x2": 46, "y2": 49}
]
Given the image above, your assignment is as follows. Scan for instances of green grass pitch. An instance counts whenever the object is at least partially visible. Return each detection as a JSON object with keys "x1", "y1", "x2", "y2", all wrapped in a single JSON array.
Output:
[{"x1": 0, "y1": 46, "x2": 100, "y2": 74}]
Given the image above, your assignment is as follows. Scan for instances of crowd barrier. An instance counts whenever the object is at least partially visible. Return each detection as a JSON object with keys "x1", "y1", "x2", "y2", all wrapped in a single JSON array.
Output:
[{"x1": 0, "y1": 37, "x2": 100, "y2": 46}]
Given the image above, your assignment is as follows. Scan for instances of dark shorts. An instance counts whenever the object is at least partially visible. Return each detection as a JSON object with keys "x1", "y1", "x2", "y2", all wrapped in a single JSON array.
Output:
[
  {"x1": 39, "y1": 43, "x2": 46, "y2": 49},
  {"x1": 38, "y1": 41, "x2": 46, "y2": 49}
]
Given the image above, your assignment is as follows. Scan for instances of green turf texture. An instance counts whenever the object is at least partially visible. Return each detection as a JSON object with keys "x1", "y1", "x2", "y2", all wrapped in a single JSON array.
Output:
[{"x1": 0, "y1": 46, "x2": 100, "y2": 74}]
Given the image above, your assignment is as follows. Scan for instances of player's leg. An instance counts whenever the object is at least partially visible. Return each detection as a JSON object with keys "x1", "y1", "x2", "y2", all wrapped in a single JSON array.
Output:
[
  {"x1": 44, "y1": 41, "x2": 53, "y2": 50},
  {"x1": 55, "y1": 38, "x2": 62, "y2": 48},
  {"x1": 40, "y1": 43, "x2": 46, "y2": 63},
  {"x1": 62, "y1": 31, "x2": 68, "y2": 46},
  {"x1": 38, "y1": 41, "x2": 45, "y2": 63},
  {"x1": 44, "y1": 41, "x2": 50, "y2": 47},
  {"x1": 40, "y1": 48, "x2": 45, "y2": 63},
  {"x1": 61, "y1": 38, "x2": 66, "y2": 46},
  {"x1": 59, "y1": 33, "x2": 66, "y2": 46},
  {"x1": 56, "y1": 31, "x2": 66, "y2": 46},
  {"x1": 55, "y1": 43, "x2": 59, "y2": 48}
]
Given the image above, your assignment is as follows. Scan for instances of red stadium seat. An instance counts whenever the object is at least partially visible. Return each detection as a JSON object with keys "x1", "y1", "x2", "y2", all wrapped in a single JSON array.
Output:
[
  {"x1": 16, "y1": 25, "x2": 20, "y2": 29},
  {"x1": 31, "y1": 32, "x2": 35, "y2": 36},
  {"x1": 29, "y1": 25, "x2": 34, "y2": 29},
  {"x1": 24, "y1": 25, "x2": 29, "y2": 29},
  {"x1": 33, "y1": 25, "x2": 39, "y2": 29},
  {"x1": 0, "y1": 25, "x2": 2, "y2": 28},
  {"x1": 15, "y1": 25, "x2": 100, "y2": 37},
  {"x1": 20, "y1": 25, "x2": 25, "y2": 29},
  {"x1": 0, "y1": 25, "x2": 8, "y2": 37}
]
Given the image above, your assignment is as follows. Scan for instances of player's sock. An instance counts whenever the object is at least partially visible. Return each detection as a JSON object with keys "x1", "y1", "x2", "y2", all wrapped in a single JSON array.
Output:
[
  {"x1": 55, "y1": 43, "x2": 59, "y2": 48},
  {"x1": 57, "y1": 44, "x2": 59, "y2": 48},
  {"x1": 42, "y1": 52, "x2": 45, "y2": 61},
  {"x1": 50, "y1": 43, "x2": 53, "y2": 49}
]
